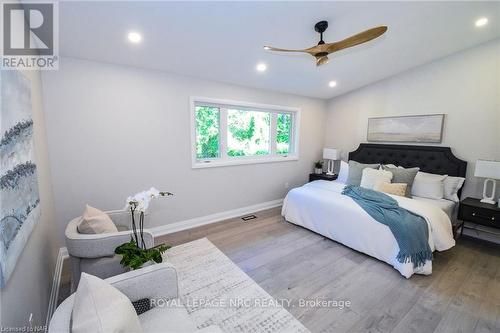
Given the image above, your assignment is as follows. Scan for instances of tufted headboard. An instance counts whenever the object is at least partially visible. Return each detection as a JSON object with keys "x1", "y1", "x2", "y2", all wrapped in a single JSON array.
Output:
[{"x1": 348, "y1": 143, "x2": 467, "y2": 179}]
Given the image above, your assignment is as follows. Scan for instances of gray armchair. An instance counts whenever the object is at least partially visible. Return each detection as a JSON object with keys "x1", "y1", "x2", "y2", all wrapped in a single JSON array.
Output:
[
  {"x1": 65, "y1": 210, "x2": 154, "y2": 291},
  {"x1": 49, "y1": 263, "x2": 222, "y2": 332}
]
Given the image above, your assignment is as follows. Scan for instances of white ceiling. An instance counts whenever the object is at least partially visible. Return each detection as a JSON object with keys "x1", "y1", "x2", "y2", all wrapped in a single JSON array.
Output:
[{"x1": 58, "y1": 1, "x2": 500, "y2": 99}]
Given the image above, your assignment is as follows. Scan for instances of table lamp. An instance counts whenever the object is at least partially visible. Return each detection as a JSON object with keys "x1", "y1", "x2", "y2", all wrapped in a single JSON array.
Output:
[
  {"x1": 323, "y1": 148, "x2": 340, "y2": 176},
  {"x1": 474, "y1": 159, "x2": 500, "y2": 205}
]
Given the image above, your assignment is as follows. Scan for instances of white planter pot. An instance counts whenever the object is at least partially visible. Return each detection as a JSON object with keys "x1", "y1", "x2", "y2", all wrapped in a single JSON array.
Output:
[{"x1": 314, "y1": 168, "x2": 323, "y2": 174}]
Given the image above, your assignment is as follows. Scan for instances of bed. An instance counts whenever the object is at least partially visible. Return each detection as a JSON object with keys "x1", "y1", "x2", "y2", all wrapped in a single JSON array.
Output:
[{"x1": 282, "y1": 144, "x2": 467, "y2": 278}]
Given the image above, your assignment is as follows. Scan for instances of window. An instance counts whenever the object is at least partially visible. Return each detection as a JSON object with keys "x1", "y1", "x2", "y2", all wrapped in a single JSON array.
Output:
[
  {"x1": 195, "y1": 106, "x2": 220, "y2": 159},
  {"x1": 191, "y1": 98, "x2": 300, "y2": 168},
  {"x1": 276, "y1": 113, "x2": 292, "y2": 155},
  {"x1": 227, "y1": 109, "x2": 270, "y2": 157}
]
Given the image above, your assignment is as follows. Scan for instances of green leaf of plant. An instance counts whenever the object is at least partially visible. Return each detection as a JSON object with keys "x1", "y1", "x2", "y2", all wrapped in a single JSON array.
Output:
[{"x1": 114, "y1": 241, "x2": 171, "y2": 270}]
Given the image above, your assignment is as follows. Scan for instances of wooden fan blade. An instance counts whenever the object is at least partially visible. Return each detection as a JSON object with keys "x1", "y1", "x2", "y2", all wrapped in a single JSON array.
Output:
[
  {"x1": 264, "y1": 46, "x2": 315, "y2": 55},
  {"x1": 315, "y1": 55, "x2": 329, "y2": 66},
  {"x1": 326, "y1": 26, "x2": 387, "y2": 53}
]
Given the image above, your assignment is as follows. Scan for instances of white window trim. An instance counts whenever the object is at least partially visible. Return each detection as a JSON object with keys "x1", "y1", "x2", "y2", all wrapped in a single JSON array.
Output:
[{"x1": 190, "y1": 97, "x2": 301, "y2": 169}]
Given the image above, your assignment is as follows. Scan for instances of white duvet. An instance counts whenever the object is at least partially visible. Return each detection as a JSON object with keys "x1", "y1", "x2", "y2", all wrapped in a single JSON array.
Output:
[{"x1": 281, "y1": 180, "x2": 456, "y2": 278}]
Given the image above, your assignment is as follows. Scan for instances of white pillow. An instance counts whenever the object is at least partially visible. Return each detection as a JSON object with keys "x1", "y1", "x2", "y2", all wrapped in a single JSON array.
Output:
[
  {"x1": 360, "y1": 168, "x2": 393, "y2": 190},
  {"x1": 337, "y1": 160, "x2": 349, "y2": 183},
  {"x1": 443, "y1": 176, "x2": 465, "y2": 202},
  {"x1": 72, "y1": 273, "x2": 143, "y2": 333},
  {"x1": 411, "y1": 171, "x2": 448, "y2": 199}
]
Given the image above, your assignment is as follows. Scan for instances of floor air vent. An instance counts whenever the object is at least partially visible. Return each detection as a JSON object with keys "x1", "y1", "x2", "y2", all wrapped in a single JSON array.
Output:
[{"x1": 241, "y1": 215, "x2": 257, "y2": 222}]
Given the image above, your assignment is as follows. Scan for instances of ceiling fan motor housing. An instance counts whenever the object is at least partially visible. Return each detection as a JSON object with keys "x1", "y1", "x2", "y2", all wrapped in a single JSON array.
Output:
[
  {"x1": 315, "y1": 21, "x2": 328, "y2": 45},
  {"x1": 314, "y1": 21, "x2": 329, "y2": 33}
]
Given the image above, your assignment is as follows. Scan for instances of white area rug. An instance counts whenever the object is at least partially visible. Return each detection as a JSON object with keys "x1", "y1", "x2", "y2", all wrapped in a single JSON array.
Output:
[{"x1": 165, "y1": 238, "x2": 310, "y2": 333}]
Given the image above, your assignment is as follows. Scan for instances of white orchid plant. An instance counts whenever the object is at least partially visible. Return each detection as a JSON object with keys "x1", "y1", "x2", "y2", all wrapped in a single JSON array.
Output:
[
  {"x1": 125, "y1": 187, "x2": 172, "y2": 213},
  {"x1": 115, "y1": 187, "x2": 173, "y2": 270}
]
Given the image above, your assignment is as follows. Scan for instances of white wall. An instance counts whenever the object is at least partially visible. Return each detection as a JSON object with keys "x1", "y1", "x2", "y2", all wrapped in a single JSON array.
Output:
[
  {"x1": 324, "y1": 39, "x2": 500, "y2": 198},
  {"x1": 41, "y1": 58, "x2": 327, "y2": 244},
  {"x1": 0, "y1": 70, "x2": 57, "y2": 327}
]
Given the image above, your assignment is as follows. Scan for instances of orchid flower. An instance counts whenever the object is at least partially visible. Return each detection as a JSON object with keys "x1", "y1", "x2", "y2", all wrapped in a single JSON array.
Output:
[{"x1": 125, "y1": 187, "x2": 173, "y2": 213}]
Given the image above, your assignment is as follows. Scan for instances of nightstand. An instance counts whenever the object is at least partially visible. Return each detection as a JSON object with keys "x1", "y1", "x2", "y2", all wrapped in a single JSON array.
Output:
[
  {"x1": 309, "y1": 173, "x2": 338, "y2": 182},
  {"x1": 458, "y1": 197, "x2": 500, "y2": 237}
]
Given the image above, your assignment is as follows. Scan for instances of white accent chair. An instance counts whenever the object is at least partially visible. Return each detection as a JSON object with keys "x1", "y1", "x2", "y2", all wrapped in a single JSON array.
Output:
[
  {"x1": 49, "y1": 263, "x2": 222, "y2": 333},
  {"x1": 65, "y1": 210, "x2": 154, "y2": 291}
]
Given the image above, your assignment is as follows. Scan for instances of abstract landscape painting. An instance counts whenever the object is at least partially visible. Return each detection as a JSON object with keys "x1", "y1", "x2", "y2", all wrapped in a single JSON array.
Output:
[
  {"x1": 367, "y1": 114, "x2": 444, "y2": 143},
  {"x1": 0, "y1": 70, "x2": 40, "y2": 287}
]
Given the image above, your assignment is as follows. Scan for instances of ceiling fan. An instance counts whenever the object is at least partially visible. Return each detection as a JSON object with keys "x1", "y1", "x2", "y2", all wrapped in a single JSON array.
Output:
[{"x1": 264, "y1": 21, "x2": 387, "y2": 66}]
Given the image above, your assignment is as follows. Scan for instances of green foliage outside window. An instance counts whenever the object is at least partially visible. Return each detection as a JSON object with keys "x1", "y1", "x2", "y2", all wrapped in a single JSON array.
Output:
[
  {"x1": 229, "y1": 115, "x2": 255, "y2": 141},
  {"x1": 227, "y1": 110, "x2": 270, "y2": 157},
  {"x1": 195, "y1": 105, "x2": 294, "y2": 160},
  {"x1": 277, "y1": 113, "x2": 291, "y2": 154},
  {"x1": 195, "y1": 106, "x2": 219, "y2": 159}
]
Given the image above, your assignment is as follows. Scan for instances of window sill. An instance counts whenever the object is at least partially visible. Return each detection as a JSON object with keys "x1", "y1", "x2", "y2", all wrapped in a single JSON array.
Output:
[{"x1": 192, "y1": 155, "x2": 299, "y2": 169}]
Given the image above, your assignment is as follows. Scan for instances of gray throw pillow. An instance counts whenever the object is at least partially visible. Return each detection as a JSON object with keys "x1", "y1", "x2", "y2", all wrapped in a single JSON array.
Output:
[
  {"x1": 382, "y1": 166, "x2": 420, "y2": 197},
  {"x1": 346, "y1": 161, "x2": 379, "y2": 186}
]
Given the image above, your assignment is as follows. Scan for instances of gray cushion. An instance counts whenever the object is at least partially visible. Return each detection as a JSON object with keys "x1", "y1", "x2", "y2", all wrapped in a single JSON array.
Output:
[
  {"x1": 382, "y1": 166, "x2": 420, "y2": 197},
  {"x1": 80, "y1": 255, "x2": 127, "y2": 281},
  {"x1": 346, "y1": 161, "x2": 379, "y2": 186}
]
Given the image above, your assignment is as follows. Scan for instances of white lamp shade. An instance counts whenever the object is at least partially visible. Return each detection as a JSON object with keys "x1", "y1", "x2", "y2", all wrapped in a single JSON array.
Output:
[
  {"x1": 323, "y1": 148, "x2": 340, "y2": 160},
  {"x1": 474, "y1": 160, "x2": 500, "y2": 179}
]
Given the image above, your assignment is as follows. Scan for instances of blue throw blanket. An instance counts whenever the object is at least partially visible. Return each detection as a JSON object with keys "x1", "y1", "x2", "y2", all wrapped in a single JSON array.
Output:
[{"x1": 342, "y1": 185, "x2": 432, "y2": 268}]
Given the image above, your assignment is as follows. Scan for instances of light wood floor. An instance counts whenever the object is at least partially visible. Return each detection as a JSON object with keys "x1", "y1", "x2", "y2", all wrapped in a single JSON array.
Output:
[{"x1": 157, "y1": 207, "x2": 500, "y2": 333}]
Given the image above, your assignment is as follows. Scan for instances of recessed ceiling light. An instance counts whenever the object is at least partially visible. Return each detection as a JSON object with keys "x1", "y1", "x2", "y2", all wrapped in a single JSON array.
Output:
[
  {"x1": 127, "y1": 31, "x2": 142, "y2": 43},
  {"x1": 475, "y1": 17, "x2": 488, "y2": 27},
  {"x1": 256, "y1": 63, "x2": 267, "y2": 72},
  {"x1": 328, "y1": 81, "x2": 337, "y2": 88}
]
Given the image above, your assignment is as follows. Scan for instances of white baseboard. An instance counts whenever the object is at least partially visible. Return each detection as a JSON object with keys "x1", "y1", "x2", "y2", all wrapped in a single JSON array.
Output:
[
  {"x1": 46, "y1": 247, "x2": 69, "y2": 328},
  {"x1": 151, "y1": 198, "x2": 283, "y2": 237}
]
